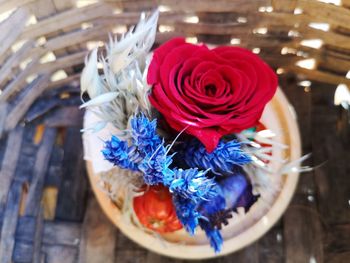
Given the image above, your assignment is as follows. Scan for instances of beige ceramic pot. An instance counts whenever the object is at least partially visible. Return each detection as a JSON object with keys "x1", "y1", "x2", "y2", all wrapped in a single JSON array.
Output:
[{"x1": 83, "y1": 88, "x2": 301, "y2": 259}]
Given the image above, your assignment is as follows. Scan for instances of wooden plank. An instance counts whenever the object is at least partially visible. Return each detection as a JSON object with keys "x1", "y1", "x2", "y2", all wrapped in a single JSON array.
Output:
[
  {"x1": 107, "y1": 0, "x2": 270, "y2": 12},
  {"x1": 78, "y1": 197, "x2": 116, "y2": 263},
  {"x1": 301, "y1": 27, "x2": 350, "y2": 50},
  {"x1": 44, "y1": 106, "x2": 84, "y2": 128},
  {"x1": 325, "y1": 224, "x2": 350, "y2": 255},
  {"x1": 32, "y1": 206, "x2": 44, "y2": 262},
  {"x1": 146, "y1": 252, "x2": 181, "y2": 263},
  {"x1": 27, "y1": 0, "x2": 78, "y2": 77},
  {"x1": 51, "y1": 0, "x2": 85, "y2": 74},
  {"x1": 24, "y1": 90, "x2": 81, "y2": 123},
  {"x1": 55, "y1": 127, "x2": 87, "y2": 221},
  {"x1": 41, "y1": 244, "x2": 78, "y2": 263},
  {"x1": 1, "y1": 49, "x2": 84, "y2": 96},
  {"x1": 26, "y1": 0, "x2": 59, "y2": 20},
  {"x1": 0, "y1": 7, "x2": 29, "y2": 65},
  {"x1": 0, "y1": 56, "x2": 41, "y2": 102},
  {"x1": 47, "y1": 73, "x2": 80, "y2": 90},
  {"x1": 96, "y1": 11, "x2": 187, "y2": 27},
  {"x1": 0, "y1": 126, "x2": 24, "y2": 211},
  {"x1": 4, "y1": 75, "x2": 50, "y2": 131},
  {"x1": 1, "y1": 51, "x2": 85, "y2": 94},
  {"x1": 20, "y1": 3, "x2": 113, "y2": 40},
  {"x1": 0, "y1": 40, "x2": 35, "y2": 88},
  {"x1": 24, "y1": 98, "x2": 62, "y2": 123},
  {"x1": 14, "y1": 25, "x2": 108, "y2": 75},
  {"x1": 272, "y1": 0, "x2": 297, "y2": 12},
  {"x1": 286, "y1": 66, "x2": 350, "y2": 87},
  {"x1": 44, "y1": 144, "x2": 64, "y2": 187},
  {"x1": 257, "y1": 223, "x2": 284, "y2": 263},
  {"x1": 280, "y1": 75, "x2": 324, "y2": 263},
  {"x1": 0, "y1": 0, "x2": 35, "y2": 13},
  {"x1": 115, "y1": 249, "x2": 147, "y2": 263},
  {"x1": 294, "y1": 46, "x2": 350, "y2": 75},
  {"x1": 145, "y1": 242, "x2": 261, "y2": 263},
  {"x1": 24, "y1": 127, "x2": 57, "y2": 217},
  {"x1": 15, "y1": 217, "x2": 81, "y2": 247},
  {"x1": 221, "y1": 243, "x2": 259, "y2": 263},
  {"x1": 283, "y1": 194, "x2": 324, "y2": 263},
  {"x1": 12, "y1": 125, "x2": 39, "y2": 185},
  {"x1": 115, "y1": 230, "x2": 143, "y2": 250},
  {"x1": 326, "y1": 252, "x2": 350, "y2": 263},
  {"x1": 13, "y1": 241, "x2": 33, "y2": 263},
  {"x1": 311, "y1": 85, "x2": 350, "y2": 226},
  {"x1": 42, "y1": 25, "x2": 109, "y2": 53},
  {"x1": 299, "y1": 0, "x2": 350, "y2": 30},
  {"x1": 42, "y1": 186, "x2": 58, "y2": 220},
  {"x1": 0, "y1": 103, "x2": 8, "y2": 138},
  {"x1": 15, "y1": 216, "x2": 35, "y2": 242},
  {"x1": 0, "y1": 181, "x2": 22, "y2": 263},
  {"x1": 35, "y1": 51, "x2": 87, "y2": 74},
  {"x1": 43, "y1": 221, "x2": 81, "y2": 246},
  {"x1": 46, "y1": 85, "x2": 81, "y2": 97}
]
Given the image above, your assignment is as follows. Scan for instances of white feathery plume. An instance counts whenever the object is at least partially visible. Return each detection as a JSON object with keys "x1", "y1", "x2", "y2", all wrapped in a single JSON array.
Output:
[
  {"x1": 107, "y1": 11, "x2": 158, "y2": 73},
  {"x1": 80, "y1": 92, "x2": 119, "y2": 108},
  {"x1": 80, "y1": 48, "x2": 104, "y2": 100},
  {"x1": 80, "y1": 10, "x2": 159, "y2": 133},
  {"x1": 237, "y1": 128, "x2": 307, "y2": 204}
]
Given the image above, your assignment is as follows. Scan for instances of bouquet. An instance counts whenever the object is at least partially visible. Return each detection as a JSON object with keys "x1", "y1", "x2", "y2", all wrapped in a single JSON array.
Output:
[{"x1": 81, "y1": 10, "x2": 305, "y2": 254}]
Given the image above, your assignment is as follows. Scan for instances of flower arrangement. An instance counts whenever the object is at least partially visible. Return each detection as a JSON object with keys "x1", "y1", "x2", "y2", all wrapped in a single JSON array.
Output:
[{"x1": 80, "y1": 10, "x2": 304, "y2": 254}]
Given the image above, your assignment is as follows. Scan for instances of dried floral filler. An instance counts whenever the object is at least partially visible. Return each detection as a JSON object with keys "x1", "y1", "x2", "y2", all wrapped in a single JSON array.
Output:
[{"x1": 80, "y1": 11, "x2": 297, "y2": 253}]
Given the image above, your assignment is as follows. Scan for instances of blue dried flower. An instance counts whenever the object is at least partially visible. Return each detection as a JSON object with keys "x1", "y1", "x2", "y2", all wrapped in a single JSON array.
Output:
[
  {"x1": 219, "y1": 171, "x2": 259, "y2": 212},
  {"x1": 131, "y1": 113, "x2": 161, "y2": 154},
  {"x1": 169, "y1": 168, "x2": 216, "y2": 203},
  {"x1": 170, "y1": 169, "x2": 219, "y2": 236},
  {"x1": 102, "y1": 135, "x2": 140, "y2": 171},
  {"x1": 184, "y1": 139, "x2": 252, "y2": 175},
  {"x1": 233, "y1": 183, "x2": 260, "y2": 213},
  {"x1": 138, "y1": 143, "x2": 174, "y2": 185},
  {"x1": 198, "y1": 186, "x2": 226, "y2": 216},
  {"x1": 219, "y1": 173, "x2": 248, "y2": 207},
  {"x1": 199, "y1": 219, "x2": 223, "y2": 253},
  {"x1": 103, "y1": 114, "x2": 230, "y2": 250},
  {"x1": 173, "y1": 195, "x2": 202, "y2": 235}
]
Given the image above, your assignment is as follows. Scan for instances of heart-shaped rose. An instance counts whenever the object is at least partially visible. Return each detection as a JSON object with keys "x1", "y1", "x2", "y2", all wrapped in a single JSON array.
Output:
[{"x1": 147, "y1": 38, "x2": 277, "y2": 152}]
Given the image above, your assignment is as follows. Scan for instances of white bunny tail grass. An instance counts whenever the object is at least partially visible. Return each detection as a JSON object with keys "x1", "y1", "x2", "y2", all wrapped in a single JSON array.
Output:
[{"x1": 80, "y1": 10, "x2": 159, "y2": 133}]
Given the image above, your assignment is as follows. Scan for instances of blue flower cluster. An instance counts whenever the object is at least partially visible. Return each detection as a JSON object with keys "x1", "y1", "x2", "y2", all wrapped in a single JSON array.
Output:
[
  {"x1": 184, "y1": 139, "x2": 252, "y2": 175},
  {"x1": 199, "y1": 219, "x2": 223, "y2": 253},
  {"x1": 169, "y1": 169, "x2": 217, "y2": 238},
  {"x1": 102, "y1": 113, "x2": 218, "y2": 199},
  {"x1": 169, "y1": 168, "x2": 216, "y2": 203},
  {"x1": 173, "y1": 195, "x2": 202, "y2": 235},
  {"x1": 130, "y1": 114, "x2": 161, "y2": 154},
  {"x1": 102, "y1": 113, "x2": 256, "y2": 254},
  {"x1": 102, "y1": 136, "x2": 140, "y2": 171}
]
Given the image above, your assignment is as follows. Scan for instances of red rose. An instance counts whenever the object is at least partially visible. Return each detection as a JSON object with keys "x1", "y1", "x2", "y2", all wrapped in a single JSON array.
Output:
[{"x1": 147, "y1": 38, "x2": 278, "y2": 152}]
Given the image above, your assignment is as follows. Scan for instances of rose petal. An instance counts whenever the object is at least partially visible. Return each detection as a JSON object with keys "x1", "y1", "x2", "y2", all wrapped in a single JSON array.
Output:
[{"x1": 147, "y1": 38, "x2": 186, "y2": 85}]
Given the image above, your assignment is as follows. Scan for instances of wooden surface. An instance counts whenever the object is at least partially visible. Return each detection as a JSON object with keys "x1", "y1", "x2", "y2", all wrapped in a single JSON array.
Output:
[{"x1": 0, "y1": 0, "x2": 349, "y2": 262}]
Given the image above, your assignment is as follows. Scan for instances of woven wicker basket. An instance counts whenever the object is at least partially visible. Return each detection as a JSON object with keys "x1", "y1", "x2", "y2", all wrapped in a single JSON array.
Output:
[{"x1": 0, "y1": 0, "x2": 349, "y2": 262}]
